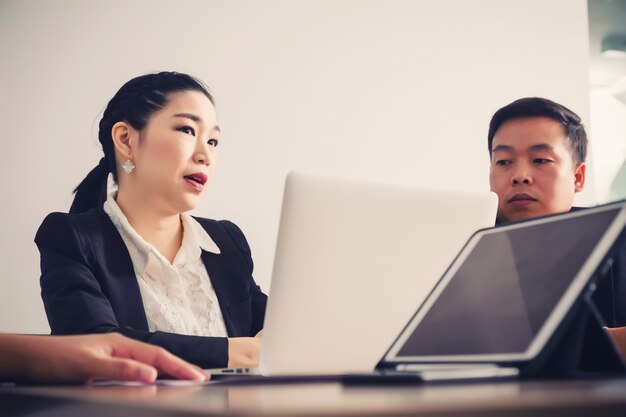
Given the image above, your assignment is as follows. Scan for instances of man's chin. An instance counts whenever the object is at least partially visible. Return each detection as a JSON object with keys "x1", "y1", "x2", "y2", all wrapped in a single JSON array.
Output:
[{"x1": 497, "y1": 207, "x2": 541, "y2": 223}]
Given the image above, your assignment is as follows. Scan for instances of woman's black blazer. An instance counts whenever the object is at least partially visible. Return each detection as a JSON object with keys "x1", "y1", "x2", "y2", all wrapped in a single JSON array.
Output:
[{"x1": 35, "y1": 206, "x2": 267, "y2": 368}]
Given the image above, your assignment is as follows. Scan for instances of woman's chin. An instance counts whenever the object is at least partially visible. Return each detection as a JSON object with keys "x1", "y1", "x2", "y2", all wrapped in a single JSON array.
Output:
[{"x1": 175, "y1": 195, "x2": 202, "y2": 213}]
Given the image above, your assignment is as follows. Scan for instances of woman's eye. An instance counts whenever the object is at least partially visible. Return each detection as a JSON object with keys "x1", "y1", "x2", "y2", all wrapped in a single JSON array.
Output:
[
  {"x1": 178, "y1": 126, "x2": 196, "y2": 136},
  {"x1": 207, "y1": 138, "x2": 219, "y2": 147}
]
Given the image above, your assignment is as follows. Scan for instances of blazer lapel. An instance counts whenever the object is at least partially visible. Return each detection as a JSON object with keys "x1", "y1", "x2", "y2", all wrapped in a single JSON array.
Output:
[
  {"x1": 91, "y1": 208, "x2": 150, "y2": 331},
  {"x1": 201, "y1": 250, "x2": 238, "y2": 335}
]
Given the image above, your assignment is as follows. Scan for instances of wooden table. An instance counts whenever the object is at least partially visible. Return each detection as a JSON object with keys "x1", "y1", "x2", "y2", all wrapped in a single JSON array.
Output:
[{"x1": 3, "y1": 377, "x2": 626, "y2": 417}]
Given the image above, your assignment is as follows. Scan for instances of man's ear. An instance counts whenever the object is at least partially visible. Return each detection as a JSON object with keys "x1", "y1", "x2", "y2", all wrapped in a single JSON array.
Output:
[
  {"x1": 111, "y1": 121, "x2": 136, "y2": 160},
  {"x1": 574, "y1": 162, "x2": 586, "y2": 193}
]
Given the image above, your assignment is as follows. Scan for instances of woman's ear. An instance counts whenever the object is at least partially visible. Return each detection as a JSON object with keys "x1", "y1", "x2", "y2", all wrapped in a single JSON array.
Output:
[{"x1": 111, "y1": 122, "x2": 136, "y2": 159}]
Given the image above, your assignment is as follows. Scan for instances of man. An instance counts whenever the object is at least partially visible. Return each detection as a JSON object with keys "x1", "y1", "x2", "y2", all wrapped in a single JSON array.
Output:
[
  {"x1": 488, "y1": 97, "x2": 587, "y2": 223},
  {"x1": 487, "y1": 97, "x2": 626, "y2": 361},
  {"x1": 0, "y1": 333, "x2": 209, "y2": 384}
]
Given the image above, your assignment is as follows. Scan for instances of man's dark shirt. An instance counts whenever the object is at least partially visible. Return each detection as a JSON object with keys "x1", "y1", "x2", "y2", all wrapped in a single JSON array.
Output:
[{"x1": 594, "y1": 224, "x2": 626, "y2": 327}]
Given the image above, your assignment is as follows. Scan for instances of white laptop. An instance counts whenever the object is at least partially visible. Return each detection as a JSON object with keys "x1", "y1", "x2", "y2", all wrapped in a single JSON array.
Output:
[
  {"x1": 242, "y1": 171, "x2": 497, "y2": 376},
  {"x1": 372, "y1": 200, "x2": 626, "y2": 381}
]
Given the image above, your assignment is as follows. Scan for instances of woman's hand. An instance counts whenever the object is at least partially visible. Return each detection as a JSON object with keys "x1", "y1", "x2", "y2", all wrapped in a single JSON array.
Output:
[{"x1": 227, "y1": 333, "x2": 263, "y2": 368}]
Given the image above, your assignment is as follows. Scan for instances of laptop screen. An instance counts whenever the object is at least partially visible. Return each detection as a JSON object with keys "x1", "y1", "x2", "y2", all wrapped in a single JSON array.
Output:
[{"x1": 385, "y1": 203, "x2": 626, "y2": 363}]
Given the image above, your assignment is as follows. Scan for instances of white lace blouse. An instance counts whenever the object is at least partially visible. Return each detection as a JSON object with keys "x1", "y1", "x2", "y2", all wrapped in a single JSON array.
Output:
[{"x1": 103, "y1": 193, "x2": 228, "y2": 337}]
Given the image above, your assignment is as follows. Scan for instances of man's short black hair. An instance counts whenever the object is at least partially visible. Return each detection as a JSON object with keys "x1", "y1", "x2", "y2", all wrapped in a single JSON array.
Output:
[{"x1": 487, "y1": 97, "x2": 588, "y2": 164}]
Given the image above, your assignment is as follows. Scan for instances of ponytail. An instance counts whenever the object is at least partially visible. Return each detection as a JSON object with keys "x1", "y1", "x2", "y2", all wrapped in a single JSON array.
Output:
[{"x1": 69, "y1": 158, "x2": 110, "y2": 214}]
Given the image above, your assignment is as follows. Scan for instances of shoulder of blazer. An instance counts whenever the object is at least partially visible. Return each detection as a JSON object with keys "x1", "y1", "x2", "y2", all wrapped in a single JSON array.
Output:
[
  {"x1": 192, "y1": 217, "x2": 253, "y2": 272},
  {"x1": 36, "y1": 209, "x2": 99, "y2": 264},
  {"x1": 36, "y1": 207, "x2": 149, "y2": 331},
  {"x1": 35, "y1": 207, "x2": 129, "y2": 268}
]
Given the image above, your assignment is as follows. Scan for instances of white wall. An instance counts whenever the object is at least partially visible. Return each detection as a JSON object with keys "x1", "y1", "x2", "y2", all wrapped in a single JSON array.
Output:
[
  {"x1": 0, "y1": 0, "x2": 593, "y2": 332},
  {"x1": 589, "y1": 89, "x2": 626, "y2": 202}
]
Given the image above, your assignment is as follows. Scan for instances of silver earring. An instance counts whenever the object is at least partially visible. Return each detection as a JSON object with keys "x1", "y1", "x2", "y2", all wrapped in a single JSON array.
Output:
[{"x1": 122, "y1": 159, "x2": 135, "y2": 174}]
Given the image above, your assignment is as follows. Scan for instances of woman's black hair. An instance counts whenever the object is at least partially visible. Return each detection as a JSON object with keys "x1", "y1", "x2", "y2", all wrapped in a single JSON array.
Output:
[{"x1": 69, "y1": 71, "x2": 214, "y2": 213}]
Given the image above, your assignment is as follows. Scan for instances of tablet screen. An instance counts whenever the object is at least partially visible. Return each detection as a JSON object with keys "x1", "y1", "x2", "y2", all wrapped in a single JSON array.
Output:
[{"x1": 390, "y1": 206, "x2": 623, "y2": 360}]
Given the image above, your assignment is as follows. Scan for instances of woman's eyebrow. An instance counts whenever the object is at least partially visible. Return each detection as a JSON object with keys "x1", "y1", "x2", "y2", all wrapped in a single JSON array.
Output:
[
  {"x1": 173, "y1": 113, "x2": 221, "y2": 133},
  {"x1": 173, "y1": 113, "x2": 202, "y2": 123}
]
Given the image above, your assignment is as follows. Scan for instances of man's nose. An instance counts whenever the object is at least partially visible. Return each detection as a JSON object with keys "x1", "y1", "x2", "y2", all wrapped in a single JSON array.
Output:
[{"x1": 511, "y1": 165, "x2": 533, "y2": 185}]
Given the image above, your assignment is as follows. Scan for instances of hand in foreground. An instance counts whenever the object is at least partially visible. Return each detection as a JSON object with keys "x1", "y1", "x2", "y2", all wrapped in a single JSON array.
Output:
[
  {"x1": 227, "y1": 331, "x2": 263, "y2": 368},
  {"x1": 0, "y1": 332, "x2": 209, "y2": 384},
  {"x1": 606, "y1": 326, "x2": 626, "y2": 361}
]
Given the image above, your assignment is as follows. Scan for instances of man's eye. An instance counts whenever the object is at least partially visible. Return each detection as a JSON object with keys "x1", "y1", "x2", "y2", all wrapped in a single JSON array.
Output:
[
  {"x1": 495, "y1": 160, "x2": 511, "y2": 166},
  {"x1": 207, "y1": 138, "x2": 219, "y2": 147},
  {"x1": 177, "y1": 126, "x2": 196, "y2": 136},
  {"x1": 534, "y1": 158, "x2": 552, "y2": 164}
]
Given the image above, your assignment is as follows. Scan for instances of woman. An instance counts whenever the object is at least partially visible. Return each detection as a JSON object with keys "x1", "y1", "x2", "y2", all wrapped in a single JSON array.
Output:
[{"x1": 36, "y1": 72, "x2": 266, "y2": 369}]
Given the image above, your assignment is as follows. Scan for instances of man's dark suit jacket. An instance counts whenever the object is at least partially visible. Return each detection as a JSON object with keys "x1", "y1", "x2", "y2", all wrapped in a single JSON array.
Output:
[{"x1": 35, "y1": 207, "x2": 267, "y2": 369}]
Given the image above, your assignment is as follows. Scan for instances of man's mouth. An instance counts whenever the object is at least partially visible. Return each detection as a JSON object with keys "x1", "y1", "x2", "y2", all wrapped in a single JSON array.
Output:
[{"x1": 508, "y1": 193, "x2": 537, "y2": 204}]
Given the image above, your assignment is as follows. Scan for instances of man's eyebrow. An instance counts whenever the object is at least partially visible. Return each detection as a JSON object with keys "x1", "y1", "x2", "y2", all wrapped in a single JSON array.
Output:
[
  {"x1": 173, "y1": 113, "x2": 221, "y2": 132},
  {"x1": 491, "y1": 144, "x2": 513, "y2": 153},
  {"x1": 492, "y1": 143, "x2": 555, "y2": 153},
  {"x1": 528, "y1": 143, "x2": 554, "y2": 152}
]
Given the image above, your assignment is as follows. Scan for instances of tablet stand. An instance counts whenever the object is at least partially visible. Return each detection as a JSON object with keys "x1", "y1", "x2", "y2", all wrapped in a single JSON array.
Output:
[{"x1": 525, "y1": 296, "x2": 626, "y2": 378}]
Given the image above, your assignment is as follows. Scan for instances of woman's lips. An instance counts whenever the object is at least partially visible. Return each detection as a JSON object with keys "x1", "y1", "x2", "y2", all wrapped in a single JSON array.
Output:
[
  {"x1": 184, "y1": 173, "x2": 208, "y2": 185},
  {"x1": 184, "y1": 177, "x2": 205, "y2": 192},
  {"x1": 183, "y1": 172, "x2": 208, "y2": 192}
]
